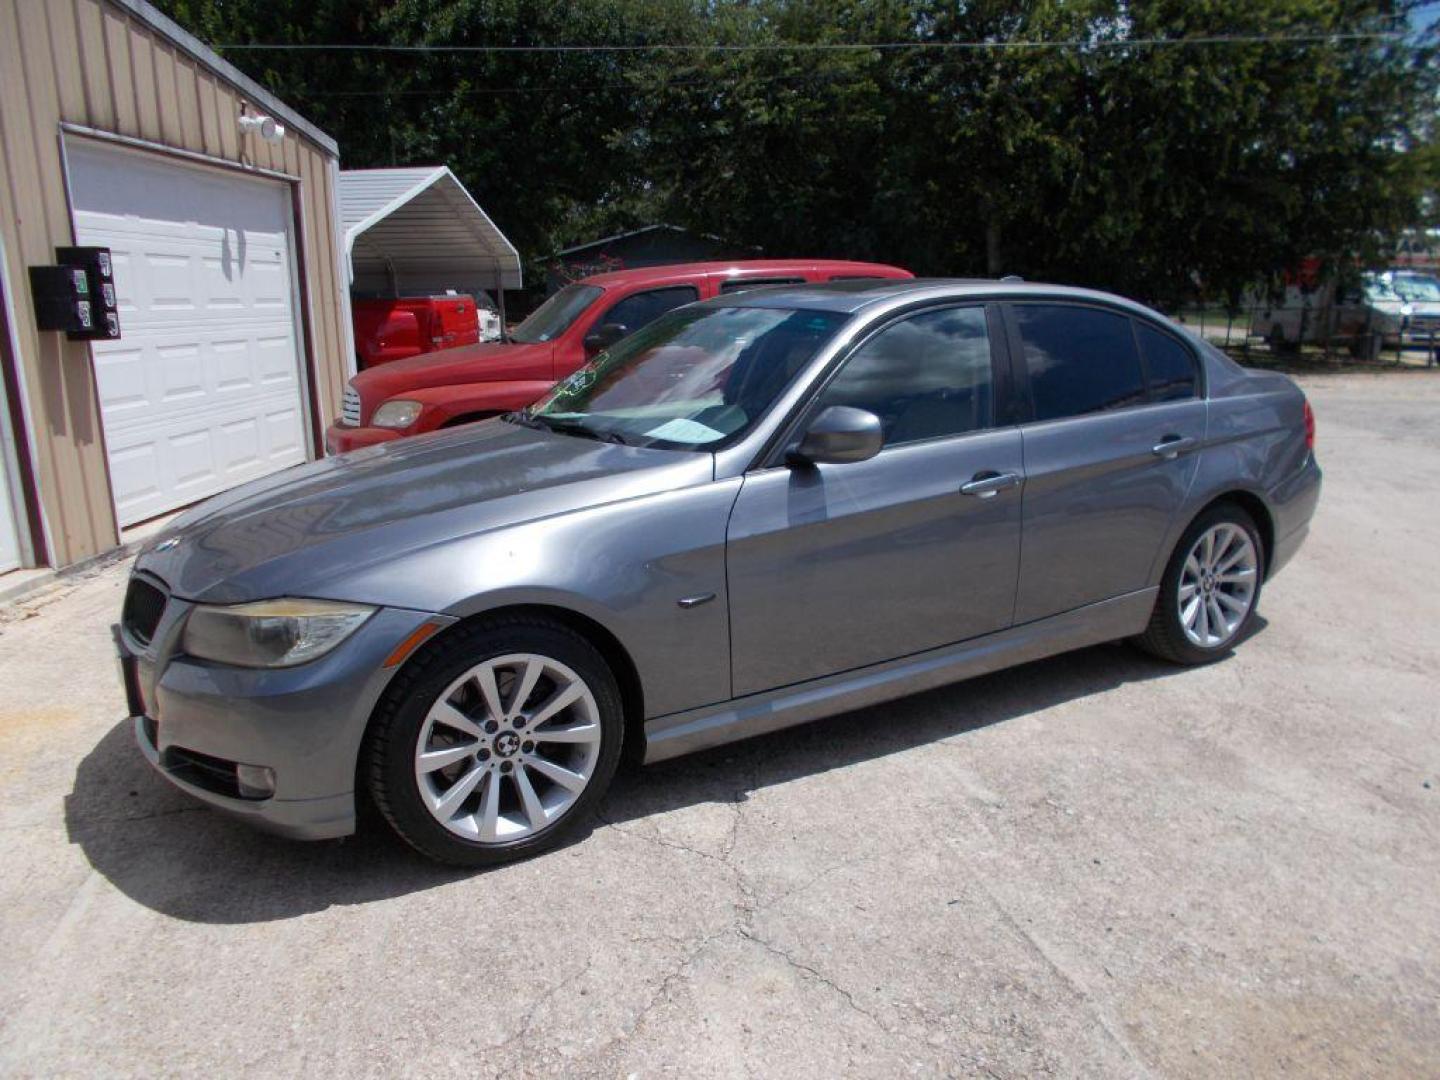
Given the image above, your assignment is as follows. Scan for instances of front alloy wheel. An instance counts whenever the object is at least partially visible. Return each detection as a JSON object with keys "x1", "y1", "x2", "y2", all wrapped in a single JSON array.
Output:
[
  {"x1": 366, "y1": 617, "x2": 623, "y2": 866},
  {"x1": 415, "y1": 654, "x2": 602, "y2": 843}
]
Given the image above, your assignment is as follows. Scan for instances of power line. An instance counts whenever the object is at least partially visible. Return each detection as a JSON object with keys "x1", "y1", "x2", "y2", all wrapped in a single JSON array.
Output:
[
  {"x1": 310, "y1": 78, "x2": 724, "y2": 98},
  {"x1": 215, "y1": 31, "x2": 1410, "y2": 55}
]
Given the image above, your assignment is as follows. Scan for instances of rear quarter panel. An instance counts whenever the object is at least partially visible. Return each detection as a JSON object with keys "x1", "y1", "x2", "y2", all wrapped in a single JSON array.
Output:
[{"x1": 1151, "y1": 356, "x2": 1319, "y2": 582}]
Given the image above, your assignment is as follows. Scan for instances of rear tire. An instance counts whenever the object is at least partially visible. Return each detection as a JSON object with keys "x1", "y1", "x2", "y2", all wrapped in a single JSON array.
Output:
[
  {"x1": 364, "y1": 615, "x2": 624, "y2": 867},
  {"x1": 1134, "y1": 503, "x2": 1265, "y2": 666}
]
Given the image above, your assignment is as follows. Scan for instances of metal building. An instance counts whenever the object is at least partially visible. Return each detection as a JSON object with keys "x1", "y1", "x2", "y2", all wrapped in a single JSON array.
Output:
[{"x1": 0, "y1": 0, "x2": 354, "y2": 573}]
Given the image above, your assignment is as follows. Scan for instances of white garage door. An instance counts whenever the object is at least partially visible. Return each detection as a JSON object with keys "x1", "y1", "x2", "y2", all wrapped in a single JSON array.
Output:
[{"x1": 66, "y1": 138, "x2": 309, "y2": 527}]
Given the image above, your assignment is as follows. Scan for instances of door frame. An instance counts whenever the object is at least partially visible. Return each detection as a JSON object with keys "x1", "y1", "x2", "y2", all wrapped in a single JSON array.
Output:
[
  {"x1": 58, "y1": 130, "x2": 319, "y2": 527},
  {"x1": 0, "y1": 232, "x2": 47, "y2": 568},
  {"x1": 997, "y1": 298, "x2": 1209, "y2": 422},
  {"x1": 747, "y1": 300, "x2": 1016, "y2": 472}
]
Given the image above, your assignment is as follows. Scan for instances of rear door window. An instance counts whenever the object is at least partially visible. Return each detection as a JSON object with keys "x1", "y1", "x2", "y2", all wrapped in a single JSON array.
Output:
[
  {"x1": 1012, "y1": 305, "x2": 1147, "y2": 422},
  {"x1": 1134, "y1": 322, "x2": 1199, "y2": 401},
  {"x1": 600, "y1": 286, "x2": 700, "y2": 334}
]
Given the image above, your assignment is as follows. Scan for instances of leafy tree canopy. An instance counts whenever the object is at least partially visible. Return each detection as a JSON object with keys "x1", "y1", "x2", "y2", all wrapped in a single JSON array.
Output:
[{"x1": 160, "y1": 0, "x2": 1438, "y2": 306}]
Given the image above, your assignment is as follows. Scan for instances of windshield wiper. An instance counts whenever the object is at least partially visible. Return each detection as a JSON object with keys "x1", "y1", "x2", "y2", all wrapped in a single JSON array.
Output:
[{"x1": 522, "y1": 414, "x2": 635, "y2": 446}]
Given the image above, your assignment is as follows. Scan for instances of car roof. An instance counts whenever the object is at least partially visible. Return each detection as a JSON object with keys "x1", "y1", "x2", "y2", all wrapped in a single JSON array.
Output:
[
  {"x1": 700, "y1": 277, "x2": 1169, "y2": 320},
  {"x1": 574, "y1": 259, "x2": 913, "y2": 288}
]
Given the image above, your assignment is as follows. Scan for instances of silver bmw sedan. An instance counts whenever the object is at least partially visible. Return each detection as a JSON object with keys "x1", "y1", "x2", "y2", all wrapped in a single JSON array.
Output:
[{"x1": 118, "y1": 279, "x2": 1321, "y2": 865}]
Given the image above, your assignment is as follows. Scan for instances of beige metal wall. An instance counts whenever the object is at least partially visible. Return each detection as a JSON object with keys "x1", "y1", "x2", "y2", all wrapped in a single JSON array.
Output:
[{"x1": 0, "y1": 0, "x2": 348, "y2": 567}]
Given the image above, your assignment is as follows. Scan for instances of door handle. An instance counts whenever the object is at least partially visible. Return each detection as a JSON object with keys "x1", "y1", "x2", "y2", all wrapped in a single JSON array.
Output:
[
  {"x1": 961, "y1": 471, "x2": 1021, "y2": 498},
  {"x1": 1151, "y1": 435, "x2": 1197, "y2": 460}
]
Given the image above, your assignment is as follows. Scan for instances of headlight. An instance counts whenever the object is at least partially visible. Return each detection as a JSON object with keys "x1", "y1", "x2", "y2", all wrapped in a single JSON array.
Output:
[
  {"x1": 371, "y1": 400, "x2": 424, "y2": 429},
  {"x1": 184, "y1": 598, "x2": 376, "y2": 668}
]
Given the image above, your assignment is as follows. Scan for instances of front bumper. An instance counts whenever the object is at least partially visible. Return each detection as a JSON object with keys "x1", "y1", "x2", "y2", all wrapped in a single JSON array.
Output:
[
  {"x1": 132, "y1": 716, "x2": 356, "y2": 839},
  {"x1": 121, "y1": 584, "x2": 454, "y2": 840},
  {"x1": 325, "y1": 422, "x2": 403, "y2": 455}
]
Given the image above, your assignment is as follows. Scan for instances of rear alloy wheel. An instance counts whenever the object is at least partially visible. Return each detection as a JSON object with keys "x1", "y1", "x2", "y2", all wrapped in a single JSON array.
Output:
[
  {"x1": 366, "y1": 617, "x2": 623, "y2": 866},
  {"x1": 1177, "y1": 524, "x2": 1258, "y2": 649},
  {"x1": 1135, "y1": 503, "x2": 1265, "y2": 665}
]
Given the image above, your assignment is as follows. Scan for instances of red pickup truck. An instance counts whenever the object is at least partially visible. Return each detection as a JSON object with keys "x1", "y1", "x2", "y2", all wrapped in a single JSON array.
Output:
[
  {"x1": 351, "y1": 294, "x2": 482, "y2": 369},
  {"x1": 326, "y1": 259, "x2": 912, "y2": 453}
]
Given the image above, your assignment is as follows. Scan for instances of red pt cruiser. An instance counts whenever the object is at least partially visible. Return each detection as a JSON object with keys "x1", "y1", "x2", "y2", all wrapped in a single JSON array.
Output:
[{"x1": 325, "y1": 259, "x2": 912, "y2": 453}]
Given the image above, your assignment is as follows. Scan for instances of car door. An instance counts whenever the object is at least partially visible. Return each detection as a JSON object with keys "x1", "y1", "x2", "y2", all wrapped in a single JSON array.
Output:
[
  {"x1": 596, "y1": 285, "x2": 699, "y2": 342},
  {"x1": 725, "y1": 304, "x2": 1024, "y2": 698},
  {"x1": 1003, "y1": 302, "x2": 1207, "y2": 624},
  {"x1": 560, "y1": 285, "x2": 702, "y2": 378}
]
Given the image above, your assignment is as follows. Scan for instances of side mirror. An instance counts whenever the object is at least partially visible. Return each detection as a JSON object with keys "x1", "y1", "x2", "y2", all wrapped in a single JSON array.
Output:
[
  {"x1": 789, "y1": 406, "x2": 883, "y2": 466},
  {"x1": 583, "y1": 322, "x2": 628, "y2": 355}
]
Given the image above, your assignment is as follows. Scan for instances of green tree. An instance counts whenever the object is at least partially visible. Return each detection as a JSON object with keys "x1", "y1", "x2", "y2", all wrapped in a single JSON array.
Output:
[{"x1": 159, "y1": 0, "x2": 1438, "y2": 306}]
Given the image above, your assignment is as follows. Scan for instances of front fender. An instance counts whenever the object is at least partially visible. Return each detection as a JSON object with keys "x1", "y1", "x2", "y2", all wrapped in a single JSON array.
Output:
[
  {"x1": 301, "y1": 473, "x2": 741, "y2": 719},
  {"x1": 399, "y1": 380, "x2": 557, "y2": 433}
]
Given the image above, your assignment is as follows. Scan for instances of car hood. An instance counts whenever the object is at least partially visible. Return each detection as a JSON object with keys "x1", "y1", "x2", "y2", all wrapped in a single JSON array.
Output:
[
  {"x1": 136, "y1": 420, "x2": 712, "y2": 605},
  {"x1": 352, "y1": 339, "x2": 555, "y2": 407}
]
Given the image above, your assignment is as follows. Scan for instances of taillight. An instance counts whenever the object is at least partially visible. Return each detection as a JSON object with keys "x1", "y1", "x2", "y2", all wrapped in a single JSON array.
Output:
[{"x1": 1303, "y1": 400, "x2": 1316, "y2": 450}]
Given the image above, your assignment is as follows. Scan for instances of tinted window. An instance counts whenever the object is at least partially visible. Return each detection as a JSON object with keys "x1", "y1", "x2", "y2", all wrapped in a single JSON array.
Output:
[
  {"x1": 1015, "y1": 305, "x2": 1146, "y2": 421},
  {"x1": 601, "y1": 286, "x2": 699, "y2": 333},
  {"x1": 719, "y1": 277, "x2": 804, "y2": 294},
  {"x1": 510, "y1": 284, "x2": 602, "y2": 343},
  {"x1": 1135, "y1": 322, "x2": 1198, "y2": 401},
  {"x1": 815, "y1": 307, "x2": 992, "y2": 447}
]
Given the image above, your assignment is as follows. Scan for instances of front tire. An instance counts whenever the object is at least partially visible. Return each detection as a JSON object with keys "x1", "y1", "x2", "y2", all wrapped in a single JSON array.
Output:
[
  {"x1": 364, "y1": 615, "x2": 624, "y2": 866},
  {"x1": 1134, "y1": 503, "x2": 1265, "y2": 665}
]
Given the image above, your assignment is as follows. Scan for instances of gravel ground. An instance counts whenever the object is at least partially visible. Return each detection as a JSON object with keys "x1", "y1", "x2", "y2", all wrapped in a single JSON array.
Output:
[{"x1": 0, "y1": 371, "x2": 1436, "y2": 1078}]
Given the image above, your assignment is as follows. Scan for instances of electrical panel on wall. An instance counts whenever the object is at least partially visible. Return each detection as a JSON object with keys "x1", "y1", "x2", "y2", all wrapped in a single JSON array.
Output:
[{"x1": 28, "y1": 246, "x2": 121, "y2": 342}]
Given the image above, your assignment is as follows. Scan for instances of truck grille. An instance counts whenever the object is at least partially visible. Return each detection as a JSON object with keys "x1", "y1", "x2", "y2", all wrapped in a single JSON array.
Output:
[
  {"x1": 341, "y1": 386, "x2": 362, "y2": 426},
  {"x1": 122, "y1": 577, "x2": 167, "y2": 646}
]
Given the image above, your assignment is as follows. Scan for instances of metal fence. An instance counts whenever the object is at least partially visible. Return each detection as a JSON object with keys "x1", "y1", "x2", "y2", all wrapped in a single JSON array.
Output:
[{"x1": 1165, "y1": 302, "x2": 1439, "y2": 367}]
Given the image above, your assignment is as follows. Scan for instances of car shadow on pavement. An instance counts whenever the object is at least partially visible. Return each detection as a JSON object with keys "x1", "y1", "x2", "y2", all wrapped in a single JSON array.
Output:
[{"x1": 64, "y1": 633, "x2": 1252, "y2": 925}]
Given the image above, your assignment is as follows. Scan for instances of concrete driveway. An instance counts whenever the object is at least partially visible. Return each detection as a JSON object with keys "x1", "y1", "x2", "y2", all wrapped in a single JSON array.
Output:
[{"x1": 0, "y1": 372, "x2": 1436, "y2": 1077}]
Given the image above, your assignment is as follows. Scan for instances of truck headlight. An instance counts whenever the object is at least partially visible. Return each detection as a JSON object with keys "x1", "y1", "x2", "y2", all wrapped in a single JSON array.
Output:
[
  {"x1": 184, "y1": 598, "x2": 376, "y2": 668},
  {"x1": 371, "y1": 400, "x2": 424, "y2": 429}
]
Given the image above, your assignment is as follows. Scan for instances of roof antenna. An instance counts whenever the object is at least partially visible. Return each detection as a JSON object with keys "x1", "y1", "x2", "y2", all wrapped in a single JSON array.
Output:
[{"x1": 999, "y1": 274, "x2": 1024, "y2": 283}]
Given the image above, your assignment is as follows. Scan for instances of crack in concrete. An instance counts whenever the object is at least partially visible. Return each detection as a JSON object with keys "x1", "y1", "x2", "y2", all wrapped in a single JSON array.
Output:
[
  {"x1": 492, "y1": 959, "x2": 594, "y2": 1068},
  {"x1": 590, "y1": 796, "x2": 914, "y2": 1065},
  {"x1": 963, "y1": 855, "x2": 1155, "y2": 1077},
  {"x1": 735, "y1": 925, "x2": 892, "y2": 1035},
  {"x1": 592, "y1": 812, "x2": 733, "y2": 867}
]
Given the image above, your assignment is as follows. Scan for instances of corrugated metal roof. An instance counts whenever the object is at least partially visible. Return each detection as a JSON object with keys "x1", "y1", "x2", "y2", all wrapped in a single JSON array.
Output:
[
  {"x1": 339, "y1": 167, "x2": 522, "y2": 290},
  {"x1": 554, "y1": 223, "x2": 749, "y2": 258},
  {"x1": 115, "y1": 0, "x2": 338, "y2": 155}
]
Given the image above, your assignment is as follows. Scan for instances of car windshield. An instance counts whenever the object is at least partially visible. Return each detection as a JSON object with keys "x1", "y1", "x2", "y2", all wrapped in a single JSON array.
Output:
[
  {"x1": 510, "y1": 284, "x2": 604, "y2": 343},
  {"x1": 1392, "y1": 274, "x2": 1440, "y2": 302},
  {"x1": 1363, "y1": 274, "x2": 1402, "y2": 302},
  {"x1": 515, "y1": 305, "x2": 847, "y2": 450}
]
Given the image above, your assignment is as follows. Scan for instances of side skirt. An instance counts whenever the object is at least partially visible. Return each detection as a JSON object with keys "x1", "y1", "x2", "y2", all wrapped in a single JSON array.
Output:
[{"x1": 642, "y1": 588, "x2": 1157, "y2": 764}]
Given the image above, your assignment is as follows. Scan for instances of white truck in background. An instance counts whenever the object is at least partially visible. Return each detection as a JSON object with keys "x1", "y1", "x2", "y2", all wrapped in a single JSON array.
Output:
[{"x1": 1251, "y1": 267, "x2": 1440, "y2": 355}]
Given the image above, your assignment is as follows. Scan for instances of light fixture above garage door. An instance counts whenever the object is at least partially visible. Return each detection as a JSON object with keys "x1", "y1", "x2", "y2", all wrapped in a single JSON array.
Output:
[{"x1": 238, "y1": 111, "x2": 286, "y2": 144}]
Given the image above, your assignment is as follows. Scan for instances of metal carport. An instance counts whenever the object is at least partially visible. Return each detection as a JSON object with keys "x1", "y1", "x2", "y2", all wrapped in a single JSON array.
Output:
[{"x1": 339, "y1": 166, "x2": 522, "y2": 313}]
